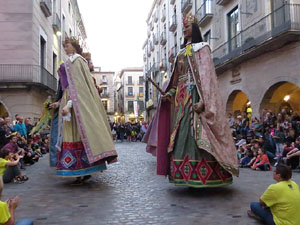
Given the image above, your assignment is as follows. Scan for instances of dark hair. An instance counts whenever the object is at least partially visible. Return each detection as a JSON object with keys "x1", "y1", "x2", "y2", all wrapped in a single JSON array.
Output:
[
  {"x1": 0, "y1": 149, "x2": 10, "y2": 159},
  {"x1": 275, "y1": 164, "x2": 292, "y2": 180},
  {"x1": 182, "y1": 23, "x2": 203, "y2": 48}
]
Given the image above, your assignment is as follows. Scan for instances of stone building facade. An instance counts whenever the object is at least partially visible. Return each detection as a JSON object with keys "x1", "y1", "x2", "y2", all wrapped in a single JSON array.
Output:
[
  {"x1": 92, "y1": 68, "x2": 115, "y2": 121},
  {"x1": 0, "y1": 0, "x2": 88, "y2": 121},
  {"x1": 115, "y1": 68, "x2": 145, "y2": 123},
  {"x1": 143, "y1": 0, "x2": 300, "y2": 120}
]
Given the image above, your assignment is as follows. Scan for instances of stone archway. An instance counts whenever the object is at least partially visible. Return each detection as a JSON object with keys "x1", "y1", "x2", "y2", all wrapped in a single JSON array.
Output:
[
  {"x1": 259, "y1": 82, "x2": 300, "y2": 115},
  {"x1": 226, "y1": 90, "x2": 251, "y2": 117}
]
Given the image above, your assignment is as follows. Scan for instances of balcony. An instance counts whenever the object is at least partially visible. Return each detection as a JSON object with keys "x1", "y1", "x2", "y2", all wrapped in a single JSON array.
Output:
[
  {"x1": 216, "y1": 0, "x2": 232, "y2": 6},
  {"x1": 169, "y1": 15, "x2": 177, "y2": 32},
  {"x1": 153, "y1": 33, "x2": 159, "y2": 45},
  {"x1": 101, "y1": 93, "x2": 110, "y2": 98},
  {"x1": 196, "y1": 0, "x2": 213, "y2": 27},
  {"x1": 168, "y1": 46, "x2": 177, "y2": 62},
  {"x1": 154, "y1": 63, "x2": 160, "y2": 72},
  {"x1": 40, "y1": 0, "x2": 52, "y2": 17},
  {"x1": 150, "y1": 21, "x2": 154, "y2": 31},
  {"x1": 147, "y1": 48, "x2": 151, "y2": 57},
  {"x1": 126, "y1": 81, "x2": 134, "y2": 85},
  {"x1": 150, "y1": 41, "x2": 154, "y2": 52},
  {"x1": 212, "y1": 4, "x2": 300, "y2": 74},
  {"x1": 126, "y1": 93, "x2": 135, "y2": 97},
  {"x1": 153, "y1": 10, "x2": 158, "y2": 23},
  {"x1": 52, "y1": 13, "x2": 61, "y2": 33},
  {"x1": 170, "y1": 0, "x2": 176, "y2": 5},
  {"x1": 0, "y1": 64, "x2": 57, "y2": 93},
  {"x1": 147, "y1": 29, "x2": 151, "y2": 37},
  {"x1": 160, "y1": 31, "x2": 167, "y2": 45},
  {"x1": 161, "y1": 8, "x2": 166, "y2": 22},
  {"x1": 181, "y1": 0, "x2": 193, "y2": 13},
  {"x1": 160, "y1": 58, "x2": 167, "y2": 71}
]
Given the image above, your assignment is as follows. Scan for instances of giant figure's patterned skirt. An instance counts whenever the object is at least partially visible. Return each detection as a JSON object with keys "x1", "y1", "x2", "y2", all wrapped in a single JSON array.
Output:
[
  {"x1": 169, "y1": 84, "x2": 232, "y2": 187},
  {"x1": 56, "y1": 141, "x2": 106, "y2": 177}
]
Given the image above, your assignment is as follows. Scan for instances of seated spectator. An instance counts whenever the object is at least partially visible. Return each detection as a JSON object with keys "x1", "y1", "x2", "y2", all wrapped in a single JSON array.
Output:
[
  {"x1": 0, "y1": 193, "x2": 34, "y2": 225},
  {"x1": 2, "y1": 134, "x2": 25, "y2": 169},
  {"x1": 248, "y1": 164, "x2": 300, "y2": 225},
  {"x1": 246, "y1": 150, "x2": 258, "y2": 168},
  {"x1": 235, "y1": 134, "x2": 246, "y2": 148},
  {"x1": 285, "y1": 137, "x2": 300, "y2": 169},
  {"x1": 237, "y1": 143, "x2": 246, "y2": 161},
  {"x1": 239, "y1": 145, "x2": 254, "y2": 167},
  {"x1": 0, "y1": 149, "x2": 28, "y2": 184},
  {"x1": 251, "y1": 147, "x2": 272, "y2": 171}
]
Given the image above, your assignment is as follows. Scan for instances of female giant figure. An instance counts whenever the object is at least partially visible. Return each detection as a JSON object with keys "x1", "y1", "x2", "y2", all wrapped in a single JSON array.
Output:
[
  {"x1": 144, "y1": 14, "x2": 238, "y2": 187},
  {"x1": 50, "y1": 38, "x2": 117, "y2": 185}
]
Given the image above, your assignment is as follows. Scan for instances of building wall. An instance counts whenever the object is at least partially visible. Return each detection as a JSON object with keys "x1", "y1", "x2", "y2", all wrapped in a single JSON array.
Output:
[
  {"x1": 144, "y1": 0, "x2": 300, "y2": 119},
  {"x1": 0, "y1": 0, "x2": 34, "y2": 64},
  {"x1": 92, "y1": 71, "x2": 115, "y2": 115},
  {"x1": 0, "y1": 87, "x2": 51, "y2": 120},
  {"x1": 118, "y1": 68, "x2": 145, "y2": 122},
  {"x1": 219, "y1": 41, "x2": 300, "y2": 118},
  {"x1": 0, "y1": 0, "x2": 88, "y2": 119}
]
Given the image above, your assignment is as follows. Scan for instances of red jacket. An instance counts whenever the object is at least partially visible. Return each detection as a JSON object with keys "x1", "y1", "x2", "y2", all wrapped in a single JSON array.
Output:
[{"x1": 253, "y1": 154, "x2": 272, "y2": 170}]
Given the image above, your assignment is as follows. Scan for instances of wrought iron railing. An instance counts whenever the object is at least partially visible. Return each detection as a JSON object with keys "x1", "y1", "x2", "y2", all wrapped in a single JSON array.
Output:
[
  {"x1": 212, "y1": 4, "x2": 300, "y2": 67},
  {"x1": 181, "y1": 0, "x2": 192, "y2": 13},
  {"x1": 196, "y1": 0, "x2": 213, "y2": 23},
  {"x1": 0, "y1": 64, "x2": 57, "y2": 92},
  {"x1": 160, "y1": 31, "x2": 167, "y2": 45},
  {"x1": 40, "y1": 0, "x2": 52, "y2": 17},
  {"x1": 169, "y1": 15, "x2": 177, "y2": 31},
  {"x1": 161, "y1": 8, "x2": 166, "y2": 22},
  {"x1": 53, "y1": 13, "x2": 61, "y2": 32}
]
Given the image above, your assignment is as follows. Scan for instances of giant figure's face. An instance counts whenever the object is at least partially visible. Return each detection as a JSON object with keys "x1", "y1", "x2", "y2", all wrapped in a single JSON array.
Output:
[{"x1": 183, "y1": 23, "x2": 192, "y2": 40}]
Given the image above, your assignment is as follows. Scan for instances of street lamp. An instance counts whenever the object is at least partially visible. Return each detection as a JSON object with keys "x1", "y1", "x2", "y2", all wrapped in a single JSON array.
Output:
[{"x1": 284, "y1": 95, "x2": 290, "y2": 102}]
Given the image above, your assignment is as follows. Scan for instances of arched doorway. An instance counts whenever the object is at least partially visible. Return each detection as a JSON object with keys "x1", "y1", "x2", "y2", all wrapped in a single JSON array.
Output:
[
  {"x1": 226, "y1": 90, "x2": 252, "y2": 118},
  {"x1": 260, "y1": 82, "x2": 300, "y2": 115},
  {"x1": 0, "y1": 102, "x2": 9, "y2": 118}
]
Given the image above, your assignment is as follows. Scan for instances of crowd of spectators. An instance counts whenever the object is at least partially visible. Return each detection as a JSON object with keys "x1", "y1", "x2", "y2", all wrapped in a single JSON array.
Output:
[
  {"x1": 229, "y1": 109, "x2": 300, "y2": 171},
  {"x1": 0, "y1": 114, "x2": 49, "y2": 185},
  {"x1": 110, "y1": 121, "x2": 148, "y2": 143}
]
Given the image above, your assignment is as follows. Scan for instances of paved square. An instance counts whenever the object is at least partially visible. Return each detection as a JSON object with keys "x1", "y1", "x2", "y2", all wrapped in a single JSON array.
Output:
[{"x1": 3, "y1": 142, "x2": 300, "y2": 225}]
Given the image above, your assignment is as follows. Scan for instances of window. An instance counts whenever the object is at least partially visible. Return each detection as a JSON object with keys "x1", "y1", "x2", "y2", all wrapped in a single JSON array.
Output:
[
  {"x1": 139, "y1": 76, "x2": 144, "y2": 85},
  {"x1": 128, "y1": 76, "x2": 132, "y2": 84},
  {"x1": 204, "y1": 30, "x2": 211, "y2": 45},
  {"x1": 102, "y1": 75, "x2": 107, "y2": 83},
  {"x1": 102, "y1": 100, "x2": 108, "y2": 112},
  {"x1": 101, "y1": 87, "x2": 108, "y2": 97},
  {"x1": 139, "y1": 87, "x2": 144, "y2": 97},
  {"x1": 69, "y1": 28, "x2": 72, "y2": 36},
  {"x1": 138, "y1": 101, "x2": 144, "y2": 113},
  {"x1": 68, "y1": 1, "x2": 71, "y2": 14},
  {"x1": 228, "y1": 7, "x2": 241, "y2": 51},
  {"x1": 128, "y1": 87, "x2": 133, "y2": 96},
  {"x1": 128, "y1": 101, "x2": 134, "y2": 112},
  {"x1": 40, "y1": 36, "x2": 46, "y2": 68}
]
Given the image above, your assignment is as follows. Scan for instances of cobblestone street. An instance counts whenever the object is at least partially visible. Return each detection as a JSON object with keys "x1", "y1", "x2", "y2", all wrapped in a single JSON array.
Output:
[{"x1": 3, "y1": 142, "x2": 300, "y2": 225}]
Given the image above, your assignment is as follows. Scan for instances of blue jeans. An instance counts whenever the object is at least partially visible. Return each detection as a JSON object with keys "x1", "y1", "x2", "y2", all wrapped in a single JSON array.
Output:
[
  {"x1": 250, "y1": 202, "x2": 275, "y2": 225},
  {"x1": 15, "y1": 218, "x2": 34, "y2": 225}
]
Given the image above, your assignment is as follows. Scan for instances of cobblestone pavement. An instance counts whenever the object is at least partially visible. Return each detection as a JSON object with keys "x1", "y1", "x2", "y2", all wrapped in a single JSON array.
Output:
[{"x1": 3, "y1": 142, "x2": 300, "y2": 225}]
